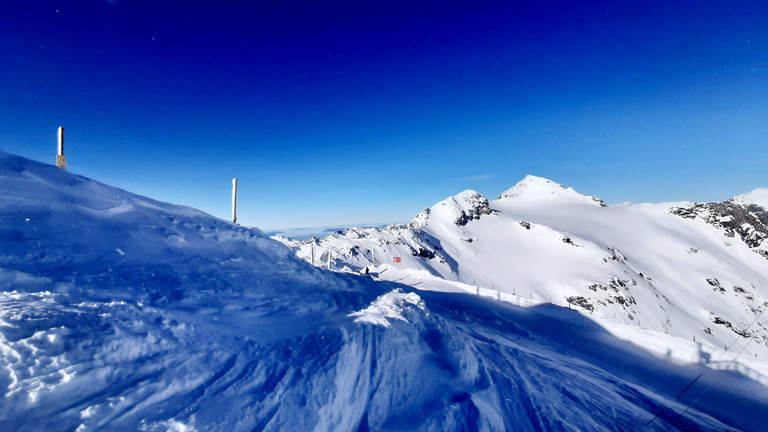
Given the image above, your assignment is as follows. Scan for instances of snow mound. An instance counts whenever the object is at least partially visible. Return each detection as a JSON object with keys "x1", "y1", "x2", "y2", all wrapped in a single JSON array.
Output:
[
  {"x1": 349, "y1": 289, "x2": 426, "y2": 327},
  {"x1": 499, "y1": 175, "x2": 606, "y2": 206}
]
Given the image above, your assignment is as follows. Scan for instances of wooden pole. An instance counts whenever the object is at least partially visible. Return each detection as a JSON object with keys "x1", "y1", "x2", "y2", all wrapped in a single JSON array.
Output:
[
  {"x1": 311, "y1": 243, "x2": 314, "y2": 266},
  {"x1": 327, "y1": 252, "x2": 331, "y2": 270},
  {"x1": 56, "y1": 126, "x2": 66, "y2": 169},
  {"x1": 232, "y1": 178, "x2": 238, "y2": 224}
]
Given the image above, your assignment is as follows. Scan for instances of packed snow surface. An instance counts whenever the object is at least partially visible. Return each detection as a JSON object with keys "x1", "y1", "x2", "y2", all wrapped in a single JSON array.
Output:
[{"x1": 2, "y1": 151, "x2": 768, "y2": 431}]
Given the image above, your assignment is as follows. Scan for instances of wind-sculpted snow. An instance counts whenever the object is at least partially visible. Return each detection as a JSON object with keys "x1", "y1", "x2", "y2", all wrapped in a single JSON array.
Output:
[
  {"x1": 1, "y1": 151, "x2": 767, "y2": 431},
  {"x1": 349, "y1": 289, "x2": 426, "y2": 327}
]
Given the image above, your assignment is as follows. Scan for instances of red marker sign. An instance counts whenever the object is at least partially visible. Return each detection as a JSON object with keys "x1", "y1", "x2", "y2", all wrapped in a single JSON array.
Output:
[{"x1": 393, "y1": 257, "x2": 401, "y2": 263}]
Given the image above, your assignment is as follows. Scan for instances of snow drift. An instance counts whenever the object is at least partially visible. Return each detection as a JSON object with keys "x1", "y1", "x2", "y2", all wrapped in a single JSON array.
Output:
[{"x1": 1, "y1": 151, "x2": 767, "y2": 431}]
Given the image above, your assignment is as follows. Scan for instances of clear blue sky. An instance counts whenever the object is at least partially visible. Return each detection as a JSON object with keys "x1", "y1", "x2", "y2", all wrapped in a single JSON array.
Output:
[{"x1": 2, "y1": 1, "x2": 767, "y2": 230}]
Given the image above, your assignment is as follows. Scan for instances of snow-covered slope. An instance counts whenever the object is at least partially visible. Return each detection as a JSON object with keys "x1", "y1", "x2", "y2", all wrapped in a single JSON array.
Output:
[
  {"x1": 733, "y1": 187, "x2": 768, "y2": 209},
  {"x1": 2, "y1": 151, "x2": 767, "y2": 431},
  {"x1": 278, "y1": 176, "x2": 768, "y2": 375}
]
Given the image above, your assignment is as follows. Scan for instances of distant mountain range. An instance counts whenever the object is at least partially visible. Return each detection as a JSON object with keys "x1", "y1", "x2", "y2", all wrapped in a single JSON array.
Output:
[{"x1": 265, "y1": 222, "x2": 403, "y2": 240}]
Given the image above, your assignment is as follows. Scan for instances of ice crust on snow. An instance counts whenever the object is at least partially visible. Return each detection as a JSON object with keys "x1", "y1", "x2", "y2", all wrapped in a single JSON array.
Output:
[{"x1": 2, "y1": 151, "x2": 768, "y2": 431}]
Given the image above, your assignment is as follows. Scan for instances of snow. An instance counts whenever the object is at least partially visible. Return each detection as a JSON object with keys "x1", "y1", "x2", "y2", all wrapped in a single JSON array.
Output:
[
  {"x1": 2, "y1": 151, "x2": 768, "y2": 431},
  {"x1": 349, "y1": 289, "x2": 426, "y2": 327},
  {"x1": 733, "y1": 187, "x2": 768, "y2": 209},
  {"x1": 410, "y1": 189, "x2": 492, "y2": 229},
  {"x1": 498, "y1": 175, "x2": 606, "y2": 207}
]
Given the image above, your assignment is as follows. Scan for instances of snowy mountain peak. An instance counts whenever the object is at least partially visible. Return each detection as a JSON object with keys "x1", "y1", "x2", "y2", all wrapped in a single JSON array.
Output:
[
  {"x1": 732, "y1": 187, "x2": 768, "y2": 210},
  {"x1": 410, "y1": 189, "x2": 492, "y2": 229},
  {"x1": 504, "y1": 175, "x2": 562, "y2": 193},
  {"x1": 499, "y1": 175, "x2": 607, "y2": 207}
]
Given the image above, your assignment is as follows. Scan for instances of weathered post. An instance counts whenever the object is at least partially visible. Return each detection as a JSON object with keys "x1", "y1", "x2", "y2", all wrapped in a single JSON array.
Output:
[
  {"x1": 327, "y1": 252, "x2": 331, "y2": 270},
  {"x1": 311, "y1": 243, "x2": 315, "y2": 266},
  {"x1": 56, "y1": 126, "x2": 66, "y2": 169},
  {"x1": 232, "y1": 178, "x2": 238, "y2": 224}
]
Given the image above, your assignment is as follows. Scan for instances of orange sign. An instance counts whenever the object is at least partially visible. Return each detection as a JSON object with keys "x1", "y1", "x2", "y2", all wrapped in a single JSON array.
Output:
[{"x1": 393, "y1": 257, "x2": 401, "y2": 263}]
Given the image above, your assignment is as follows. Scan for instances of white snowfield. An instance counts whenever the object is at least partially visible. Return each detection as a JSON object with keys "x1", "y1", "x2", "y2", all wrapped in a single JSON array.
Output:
[{"x1": 1, "y1": 151, "x2": 767, "y2": 431}]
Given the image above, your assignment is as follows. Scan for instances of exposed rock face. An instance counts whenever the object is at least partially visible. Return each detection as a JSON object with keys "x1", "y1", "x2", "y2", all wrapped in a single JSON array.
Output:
[
  {"x1": 409, "y1": 208, "x2": 430, "y2": 229},
  {"x1": 409, "y1": 190, "x2": 492, "y2": 228},
  {"x1": 451, "y1": 190, "x2": 492, "y2": 226},
  {"x1": 671, "y1": 200, "x2": 768, "y2": 259},
  {"x1": 591, "y1": 196, "x2": 608, "y2": 207}
]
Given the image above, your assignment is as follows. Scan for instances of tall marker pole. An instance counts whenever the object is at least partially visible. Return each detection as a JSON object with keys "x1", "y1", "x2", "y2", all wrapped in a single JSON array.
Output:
[
  {"x1": 232, "y1": 178, "x2": 238, "y2": 224},
  {"x1": 56, "y1": 126, "x2": 66, "y2": 169}
]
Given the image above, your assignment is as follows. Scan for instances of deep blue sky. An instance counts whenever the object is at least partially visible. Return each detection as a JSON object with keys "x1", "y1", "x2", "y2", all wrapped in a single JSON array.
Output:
[{"x1": 2, "y1": 1, "x2": 767, "y2": 230}]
